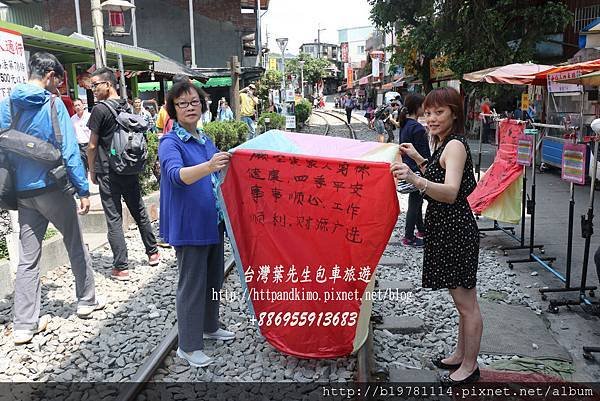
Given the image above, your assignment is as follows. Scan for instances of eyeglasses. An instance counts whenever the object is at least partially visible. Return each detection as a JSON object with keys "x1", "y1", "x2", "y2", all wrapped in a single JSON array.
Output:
[
  {"x1": 91, "y1": 81, "x2": 109, "y2": 89},
  {"x1": 175, "y1": 99, "x2": 201, "y2": 109}
]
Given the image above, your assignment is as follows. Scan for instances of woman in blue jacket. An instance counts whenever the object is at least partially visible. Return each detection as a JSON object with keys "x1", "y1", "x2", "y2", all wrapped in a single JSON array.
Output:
[
  {"x1": 399, "y1": 94, "x2": 430, "y2": 247},
  {"x1": 159, "y1": 81, "x2": 233, "y2": 368}
]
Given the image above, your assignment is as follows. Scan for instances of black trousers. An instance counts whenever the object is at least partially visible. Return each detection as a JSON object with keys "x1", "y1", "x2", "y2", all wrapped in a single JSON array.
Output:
[
  {"x1": 97, "y1": 172, "x2": 158, "y2": 269},
  {"x1": 405, "y1": 191, "x2": 424, "y2": 239},
  {"x1": 345, "y1": 107, "x2": 353, "y2": 124}
]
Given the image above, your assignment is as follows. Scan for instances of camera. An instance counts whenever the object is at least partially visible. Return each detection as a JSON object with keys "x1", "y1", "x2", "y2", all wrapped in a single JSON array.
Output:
[{"x1": 48, "y1": 164, "x2": 76, "y2": 196}]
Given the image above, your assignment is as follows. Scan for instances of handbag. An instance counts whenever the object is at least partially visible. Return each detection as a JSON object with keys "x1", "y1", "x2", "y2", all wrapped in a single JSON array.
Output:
[{"x1": 0, "y1": 101, "x2": 62, "y2": 167}]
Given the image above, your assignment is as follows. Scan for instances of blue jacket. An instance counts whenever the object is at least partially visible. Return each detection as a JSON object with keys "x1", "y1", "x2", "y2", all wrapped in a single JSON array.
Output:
[
  {"x1": 159, "y1": 124, "x2": 220, "y2": 246},
  {"x1": 0, "y1": 83, "x2": 89, "y2": 197}
]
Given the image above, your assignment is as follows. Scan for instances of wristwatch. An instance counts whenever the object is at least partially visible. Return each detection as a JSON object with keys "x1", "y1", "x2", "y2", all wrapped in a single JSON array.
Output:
[{"x1": 418, "y1": 159, "x2": 429, "y2": 168}]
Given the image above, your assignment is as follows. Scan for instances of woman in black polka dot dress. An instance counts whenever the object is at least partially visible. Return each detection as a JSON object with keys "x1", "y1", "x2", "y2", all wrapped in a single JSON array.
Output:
[{"x1": 391, "y1": 87, "x2": 482, "y2": 386}]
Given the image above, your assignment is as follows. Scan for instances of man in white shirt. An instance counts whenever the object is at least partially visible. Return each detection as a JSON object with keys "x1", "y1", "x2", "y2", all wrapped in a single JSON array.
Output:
[{"x1": 71, "y1": 98, "x2": 91, "y2": 174}]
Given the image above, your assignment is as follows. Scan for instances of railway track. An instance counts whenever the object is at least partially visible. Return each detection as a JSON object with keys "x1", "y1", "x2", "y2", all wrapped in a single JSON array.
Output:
[
  {"x1": 113, "y1": 110, "x2": 377, "y2": 400},
  {"x1": 312, "y1": 109, "x2": 356, "y2": 139}
]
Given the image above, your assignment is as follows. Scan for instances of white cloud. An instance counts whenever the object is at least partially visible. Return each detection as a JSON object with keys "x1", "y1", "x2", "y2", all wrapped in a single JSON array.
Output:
[{"x1": 262, "y1": 0, "x2": 373, "y2": 55}]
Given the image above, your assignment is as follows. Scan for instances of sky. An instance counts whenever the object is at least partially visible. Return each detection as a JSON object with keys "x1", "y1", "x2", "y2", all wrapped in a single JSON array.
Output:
[{"x1": 261, "y1": 0, "x2": 373, "y2": 55}]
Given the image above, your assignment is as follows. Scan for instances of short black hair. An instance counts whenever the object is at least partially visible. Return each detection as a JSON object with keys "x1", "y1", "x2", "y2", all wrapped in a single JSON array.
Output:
[
  {"x1": 91, "y1": 67, "x2": 118, "y2": 87},
  {"x1": 28, "y1": 52, "x2": 64, "y2": 80},
  {"x1": 166, "y1": 81, "x2": 206, "y2": 120}
]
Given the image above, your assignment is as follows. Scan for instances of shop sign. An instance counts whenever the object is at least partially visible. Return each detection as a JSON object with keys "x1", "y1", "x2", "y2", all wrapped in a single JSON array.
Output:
[
  {"x1": 548, "y1": 70, "x2": 583, "y2": 93},
  {"x1": 0, "y1": 28, "x2": 27, "y2": 100}
]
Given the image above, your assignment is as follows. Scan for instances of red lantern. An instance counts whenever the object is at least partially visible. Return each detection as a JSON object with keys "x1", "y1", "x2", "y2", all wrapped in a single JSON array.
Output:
[{"x1": 108, "y1": 10, "x2": 125, "y2": 34}]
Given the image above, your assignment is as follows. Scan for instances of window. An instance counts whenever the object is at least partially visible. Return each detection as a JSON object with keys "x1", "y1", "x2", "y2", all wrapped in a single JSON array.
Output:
[
  {"x1": 357, "y1": 45, "x2": 365, "y2": 54},
  {"x1": 575, "y1": 5, "x2": 600, "y2": 32}
]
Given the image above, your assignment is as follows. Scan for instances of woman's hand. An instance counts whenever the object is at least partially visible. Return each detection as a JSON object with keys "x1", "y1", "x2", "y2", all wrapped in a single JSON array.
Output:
[
  {"x1": 208, "y1": 152, "x2": 232, "y2": 173},
  {"x1": 399, "y1": 143, "x2": 421, "y2": 161},
  {"x1": 390, "y1": 162, "x2": 417, "y2": 184}
]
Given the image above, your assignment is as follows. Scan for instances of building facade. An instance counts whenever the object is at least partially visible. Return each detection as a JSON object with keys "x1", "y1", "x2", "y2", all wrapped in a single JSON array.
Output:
[
  {"x1": 0, "y1": 0, "x2": 268, "y2": 68},
  {"x1": 337, "y1": 26, "x2": 374, "y2": 68},
  {"x1": 299, "y1": 42, "x2": 339, "y2": 62}
]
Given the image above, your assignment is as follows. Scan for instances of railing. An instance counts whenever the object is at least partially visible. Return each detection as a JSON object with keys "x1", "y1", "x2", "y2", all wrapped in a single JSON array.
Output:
[{"x1": 575, "y1": 5, "x2": 600, "y2": 33}]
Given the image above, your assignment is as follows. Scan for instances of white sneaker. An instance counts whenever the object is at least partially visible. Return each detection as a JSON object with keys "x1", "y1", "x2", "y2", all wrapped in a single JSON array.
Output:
[
  {"x1": 176, "y1": 347, "x2": 213, "y2": 367},
  {"x1": 76, "y1": 297, "x2": 106, "y2": 319},
  {"x1": 203, "y1": 328, "x2": 235, "y2": 341},
  {"x1": 14, "y1": 314, "x2": 50, "y2": 345}
]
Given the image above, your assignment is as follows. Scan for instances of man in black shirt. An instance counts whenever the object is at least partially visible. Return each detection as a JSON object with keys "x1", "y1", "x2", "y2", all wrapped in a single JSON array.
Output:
[{"x1": 87, "y1": 67, "x2": 159, "y2": 281}]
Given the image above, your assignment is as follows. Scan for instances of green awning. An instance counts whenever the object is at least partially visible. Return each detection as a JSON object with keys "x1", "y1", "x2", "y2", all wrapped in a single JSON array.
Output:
[
  {"x1": 196, "y1": 76, "x2": 232, "y2": 88},
  {"x1": 138, "y1": 82, "x2": 161, "y2": 92},
  {"x1": 138, "y1": 76, "x2": 232, "y2": 93},
  {"x1": 0, "y1": 20, "x2": 158, "y2": 70}
]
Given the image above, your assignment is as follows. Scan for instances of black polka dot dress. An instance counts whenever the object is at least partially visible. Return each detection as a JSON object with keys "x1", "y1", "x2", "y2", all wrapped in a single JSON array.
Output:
[{"x1": 422, "y1": 134, "x2": 479, "y2": 290}]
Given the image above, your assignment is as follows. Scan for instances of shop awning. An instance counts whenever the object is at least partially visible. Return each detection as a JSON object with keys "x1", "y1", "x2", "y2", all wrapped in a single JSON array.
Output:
[
  {"x1": 197, "y1": 76, "x2": 232, "y2": 88},
  {"x1": 358, "y1": 74, "x2": 371, "y2": 85},
  {"x1": 138, "y1": 82, "x2": 161, "y2": 92},
  {"x1": 463, "y1": 63, "x2": 554, "y2": 85},
  {"x1": 138, "y1": 76, "x2": 232, "y2": 93},
  {"x1": 533, "y1": 58, "x2": 600, "y2": 85},
  {"x1": 0, "y1": 20, "x2": 158, "y2": 70}
]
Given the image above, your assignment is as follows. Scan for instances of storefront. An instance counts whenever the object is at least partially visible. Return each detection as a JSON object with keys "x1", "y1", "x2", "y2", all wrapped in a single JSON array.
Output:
[{"x1": 0, "y1": 20, "x2": 159, "y2": 102}]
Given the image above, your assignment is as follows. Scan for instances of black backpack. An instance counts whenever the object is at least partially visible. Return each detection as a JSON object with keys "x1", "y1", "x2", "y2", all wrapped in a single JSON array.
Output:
[{"x1": 100, "y1": 100, "x2": 149, "y2": 175}]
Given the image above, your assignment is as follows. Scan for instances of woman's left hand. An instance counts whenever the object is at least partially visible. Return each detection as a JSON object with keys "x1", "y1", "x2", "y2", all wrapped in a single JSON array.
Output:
[{"x1": 390, "y1": 162, "x2": 416, "y2": 183}]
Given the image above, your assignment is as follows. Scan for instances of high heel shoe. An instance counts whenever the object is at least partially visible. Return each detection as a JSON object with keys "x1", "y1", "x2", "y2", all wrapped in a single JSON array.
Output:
[
  {"x1": 439, "y1": 367, "x2": 480, "y2": 387},
  {"x1": 432, "y1": 356, "x2": 462, "y2": 370}
]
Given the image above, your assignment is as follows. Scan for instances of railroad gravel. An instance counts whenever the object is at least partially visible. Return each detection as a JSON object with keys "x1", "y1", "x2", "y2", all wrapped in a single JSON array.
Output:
[
  {"x1": 0, "y1": 113, "x2": 545, "y2": 389},
  {"x1": 373, "y1": 196, "x2": 546, "y2": 373},
  {"x1": 0, "y1": 223, "x2": 229, "y2": 383}
]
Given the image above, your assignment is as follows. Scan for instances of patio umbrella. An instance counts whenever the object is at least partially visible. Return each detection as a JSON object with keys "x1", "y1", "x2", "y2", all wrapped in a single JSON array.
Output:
[{"x1": 463, "y1": 63, "x2": 555, "y2": 85}]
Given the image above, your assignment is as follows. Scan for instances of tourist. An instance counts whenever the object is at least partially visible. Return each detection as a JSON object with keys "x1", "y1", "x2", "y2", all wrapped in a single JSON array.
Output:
[
  {"x1": 71, "y1": 98, "x2": 91, "y2": 175},
  {"x1": 391, "y1": 87, "x2": 482, "y2": 385},
  {"x1": 159, "y1": 81, "x2": 235, "y2": 367},
  {"x1": 0, "y1": 52, "x2": 102, "y2": 345},
  {"x1": 398, "y1": 93, "x2": 430, "y2": 247},
  {"x1": 87, "y1": 67, "x2": 160, "y2": 281},
  {"x1": 240, "y1": 84, "x2": 258, "y2": 139}
]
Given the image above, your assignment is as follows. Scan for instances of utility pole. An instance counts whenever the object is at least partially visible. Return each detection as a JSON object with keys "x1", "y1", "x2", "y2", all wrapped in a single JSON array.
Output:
[
  {"x1": 317, "y1": 27, "x2": 326, "y2": 59},
  {"x1": 91, "y1": 0, "x2": 106, "y2": 68},
  {"x1": 255, "y1": 0, "x2": 261, "y2": 67},
  {"x1": 131, "y1": 0, "x2": 138, "y2": 47},
  {"x1": 188, "y1": 0, "x2": 196, "y2": 68},
  {"x1": 276, "y1": 38, "x2": 288, "y2": 89},
  {"x1": 229, "y1": 56, "x2": 241, "y2": 121},
  {"x1": 74, "y1": 0, "x2": 82, "y2": 34},
  {"x1": 117, "y1": 54, "x2": 127, "y2": 100}
]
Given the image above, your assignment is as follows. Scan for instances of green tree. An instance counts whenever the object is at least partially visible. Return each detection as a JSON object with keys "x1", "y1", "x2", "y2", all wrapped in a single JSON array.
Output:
[
  {"x1": 369, "y1": 0, "x2": 438, "y2": 92},
  {"x1": 257, "y1": 69, "x2": 283, "y2": 107},
  {"x1": 368, "y1": 0, "x2": 572, "y2": 93},
  {"x1": 285, "y1": 53, "x2": 332, "y2": 86}
]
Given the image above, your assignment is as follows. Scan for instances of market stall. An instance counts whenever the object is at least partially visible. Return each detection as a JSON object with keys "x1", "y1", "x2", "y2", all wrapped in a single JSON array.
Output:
[{"x1": 532, "y1": 59, "x2": 600, "y2": 172}]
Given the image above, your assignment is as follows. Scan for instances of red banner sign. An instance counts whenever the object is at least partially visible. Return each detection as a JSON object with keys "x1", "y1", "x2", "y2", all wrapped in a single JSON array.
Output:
[
  {"x1": 468, "y1": 120, "x2": 524, "y2": 213},
  {"x1": 221, "y1": 150, "x2": 399, "y2": 358},
  {"x1": 341, "y1": 42, "x2": 349, "y2": 63},
  {"x1": 562, "y1": 143, "x2": 587, "y2": 185}
]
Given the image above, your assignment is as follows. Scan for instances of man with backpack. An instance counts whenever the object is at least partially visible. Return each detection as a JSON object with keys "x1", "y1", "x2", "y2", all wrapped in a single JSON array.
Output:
[
  {"x1": 0, "y1": 52, "x2": 104, "y2": 345},
  {"x1": 343, "y1": 93, "x2": 355, "y2": 124},
  {"x1": 87, "y1": 67, "x2": 159, "y2": 281}
]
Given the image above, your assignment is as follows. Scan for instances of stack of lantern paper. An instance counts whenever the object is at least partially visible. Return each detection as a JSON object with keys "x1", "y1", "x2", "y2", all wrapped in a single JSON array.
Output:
[
  {"x1": 468, "y1": 120, "x2": 524, "y2": 224},
  {"x1": 218, "y1": 131, "x2": 399, "y2": 358}
]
